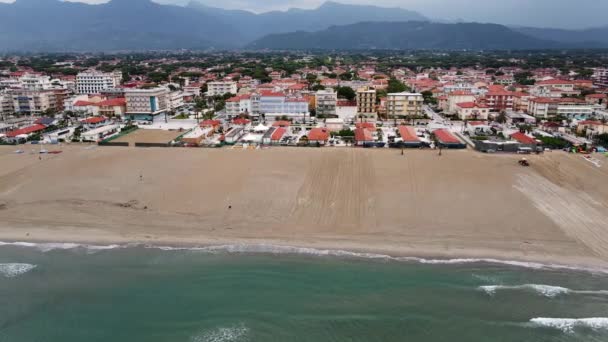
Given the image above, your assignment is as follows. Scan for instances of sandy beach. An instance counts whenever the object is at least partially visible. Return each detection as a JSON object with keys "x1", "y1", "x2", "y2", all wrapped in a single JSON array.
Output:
[{"x1": 1, "y1": 144, "x2": 608, "y2": 269}]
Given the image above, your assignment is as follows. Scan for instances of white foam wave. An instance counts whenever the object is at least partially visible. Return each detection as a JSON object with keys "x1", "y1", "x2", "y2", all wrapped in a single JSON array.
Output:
[
  {"x1": 480, "y1": 284, "x2": 608, "y2": 297},
  {"x1": 1, "y1": 241, "x2": 608, "y2": 275},
  {"x1": 191, "y1": 324, "x2": 248, "y2": 342},
  {"x1": 530, "y1": 317, "x2": 608, "y2": 333},
  {"x1": 0, "y1": 263, "x2": 37, "y2": 278}
]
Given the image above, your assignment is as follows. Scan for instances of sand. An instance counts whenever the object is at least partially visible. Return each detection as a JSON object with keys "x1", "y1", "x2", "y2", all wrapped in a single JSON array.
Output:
[{"x1": 1, "y1": 145, "x2": 608, "y2": 269}]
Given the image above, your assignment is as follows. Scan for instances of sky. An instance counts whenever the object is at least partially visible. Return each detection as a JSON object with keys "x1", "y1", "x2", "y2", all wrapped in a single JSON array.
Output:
[{"x1": 2, "y1": 0, "x2": 607, "y2": 29}]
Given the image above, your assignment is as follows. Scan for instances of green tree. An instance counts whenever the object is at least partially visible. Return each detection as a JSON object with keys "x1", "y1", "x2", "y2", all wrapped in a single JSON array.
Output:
[
  {"x1": 337, "y1": 86, "x2": 356, "y2": 101},
  {"x1": 387, "y1": 78, "x2": 409, "y2": 93}
]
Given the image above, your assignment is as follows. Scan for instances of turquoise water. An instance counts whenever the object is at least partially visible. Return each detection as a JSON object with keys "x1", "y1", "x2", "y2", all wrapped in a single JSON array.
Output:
[{"x1": 1, "y1": 244, "x2": 608, "y2": 342}]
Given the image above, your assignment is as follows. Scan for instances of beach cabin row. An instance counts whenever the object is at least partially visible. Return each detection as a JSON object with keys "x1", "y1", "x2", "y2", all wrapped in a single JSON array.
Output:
[{"x1": 433, "y1": 129, "x2": 466, "y2": 149}]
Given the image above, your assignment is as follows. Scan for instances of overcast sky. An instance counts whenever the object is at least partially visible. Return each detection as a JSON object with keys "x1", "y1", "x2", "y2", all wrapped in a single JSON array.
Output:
[{"x1": 2, "y1": 0, "x2": 606, "y2": 29}]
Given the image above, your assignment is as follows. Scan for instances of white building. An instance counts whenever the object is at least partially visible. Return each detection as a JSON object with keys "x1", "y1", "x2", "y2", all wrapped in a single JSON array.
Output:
[
  {"x1": 76, "y1": 70, "x2": 122, "y2": 94},
  {"x1": 207, "y1": 81, "x2": 237, "y2": 97},
  {"x1": 592, "y1": 68, "x2": 608, "y2": 87},
  {"x1": 124, "y1": 88, "x2": 169, "y2": 121},
  {"x1": 315, "y1": 89, "x2": 337, "y2": 117},
  {"x1": 18, "y1": 73, "x2": 54, "y2": 91},
  {"x1": 167, "y1": 91, "x2": 185, "y2": 111}
]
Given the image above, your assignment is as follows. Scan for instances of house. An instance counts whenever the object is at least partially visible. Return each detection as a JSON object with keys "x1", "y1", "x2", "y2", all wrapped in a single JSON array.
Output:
[
  {"x1": 307, "y1": 128, "x2": 330, "y2": 145},
  {"x1": 200, "y1": 120, "x2": 222, "y2": 132},
  {"x1": 81, "y1": 124, "x2": 119, "y2": 142},
  {"x1": 510, "y1": 132, "x2": 539, "y2": 148},
  {"x1": 585, "y1": 93, "x2": 607, "y2": 106},
  {"x1": 5, "y1": 124, "x2": 46, "y2": 143},
  {"x1": 268, "y1": 127, "x2": 287, "y2": 144},
  {"x1": 447, "y1": 91, "x2": 476, "y2": 114},
  {"x1": 398, "y1": 125, "x2": 422, "y2": 147},
  {"x1": 577, "y1": 120, "x2": 608, "y2": 136},
  {"x1": 81, "y1": 116, "x2": 108, "y2": 129},
  {"x1": 434, "y1": 129, "x2": 466, "y2": 149},
  {"x1": 354, "y1": 127, "x2": 374, "y2": 146},
  {"x1": 455, "y1": 102, "x2": 490, "y2": 120}
]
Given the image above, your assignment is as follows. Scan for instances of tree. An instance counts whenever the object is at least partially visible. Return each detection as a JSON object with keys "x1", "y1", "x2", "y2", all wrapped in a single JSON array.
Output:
[
  {"x1": 387, "y1": 78, "x2": 409, "y2": 93},
  {"x1": 496, "y1": 111, "x2": 507, "y2": 124},
  {"x1": 337, "y1": 86, "x2": 356, "y2": 101},
  {"x1": 421, "y1": 90, "x2": 437, "y2": 105},
  {"x1": 312, "y1": 84, "x2": 325, "y2": 91},
  {"x1": 596, "y1": 133, "x2": 608, "y2": 147}
]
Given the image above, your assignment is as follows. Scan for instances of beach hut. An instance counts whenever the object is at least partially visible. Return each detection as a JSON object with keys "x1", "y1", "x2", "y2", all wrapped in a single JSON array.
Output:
[
  {"x1": 307, "y1": 128, "x2": 330, "y2": 146},
  {"x1": 434, "y1": 129, "x2": 466, "y2": 149},
  {"x1": 398, "y1": 125, "x2": 422, "y2": 148}
]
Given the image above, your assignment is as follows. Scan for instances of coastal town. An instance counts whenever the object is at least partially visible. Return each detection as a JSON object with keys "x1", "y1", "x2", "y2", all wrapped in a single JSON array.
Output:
[{"x1": 0, "y1": 52, "x2": 607, "y2": 155}]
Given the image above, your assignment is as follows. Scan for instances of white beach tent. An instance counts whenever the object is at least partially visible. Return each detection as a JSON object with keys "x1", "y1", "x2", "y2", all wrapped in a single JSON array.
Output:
[{"x1": 253, "y1": 124, "x2": 269, "y2": 133}]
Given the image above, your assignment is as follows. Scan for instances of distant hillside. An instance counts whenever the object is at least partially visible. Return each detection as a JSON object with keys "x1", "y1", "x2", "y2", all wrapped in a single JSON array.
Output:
[
  {"x1": 0, "y1": 0, "x2": 240, "y2": 51},
  {"x1": 247, "y1": 22, "x2": 559, "y2": 50},
  {"x1": 187, "y1": 0, "x2": 428, "y2": 42},
  {"x1": 514, "y1": 26, "x2": 608, "y2": 47}
]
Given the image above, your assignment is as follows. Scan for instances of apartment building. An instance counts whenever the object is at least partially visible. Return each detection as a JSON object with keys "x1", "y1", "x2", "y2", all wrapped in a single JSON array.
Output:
[
  {"x1": 356, "y1": 86, "x2": 376, "y2": 116},
  {"x1": 592, "y1": 68, "x2": 608, "y2": 87},
  {"x1": 483, "y1": 86, "x2": 514, "y2": 112},
  {"x1": 207, "y1": 81, "x2": 237, "y2": 97},
  {"x1": 447, "y1": 91, "x2": 476, "y2": 114},
  {"x1": 315, "y1": 89, "x2": 337, "y2": 117},
  {"x1": 10, "y1": 89, "x2": 58, "y2": 115},
  {"x1": 528, "y1": 97, "x2": 594, "y2": 119},
  {"x1": 76, "y1": 70, "x2": 122, "y2": 94},
  {"x1": 386, "y1": 92, "x2": 424, "y2": 118},
  {"x1": 18, "y1": 73, "x2": 54, "y2": 91},
  {"x1": 0, "y1": 92, "x2": 13, "y2": 118},
  {"x1": 124, "y1": 88, "x2": 169, "y2": 121}
]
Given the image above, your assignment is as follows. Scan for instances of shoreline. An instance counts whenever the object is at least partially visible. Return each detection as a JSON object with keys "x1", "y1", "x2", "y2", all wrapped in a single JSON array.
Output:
[{"x1": 1, "y1": 226, "x2": 607, "y2": 274}]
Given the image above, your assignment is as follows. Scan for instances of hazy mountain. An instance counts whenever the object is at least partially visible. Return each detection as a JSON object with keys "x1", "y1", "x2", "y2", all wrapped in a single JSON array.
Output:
[
  {"x1": 0, "y1": 0, "x2": 241, "y2": 51},
  {"x1": 247, "y1": 21, "x2": 559, "y2": 50},
  {"x1": 187, "y1": 1, "x2": 428, "y2": 42},
  {"x1": 514, "y1": 26, "x2": 608, "y2": 46}
]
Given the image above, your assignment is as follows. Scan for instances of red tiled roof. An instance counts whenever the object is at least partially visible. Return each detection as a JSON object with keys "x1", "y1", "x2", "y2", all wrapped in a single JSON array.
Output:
[
  {"x1": 74, "y1": 100, "x2": 94, "y2": 107},
  {"x1": 98, "y1": 98, "x2": 126, "y2": 107},
  {"x1": 398, "y1": 125, "x2": 420, "y2": 143},
  {"x1": 354, "y1": 128, "x2": 374, "y2": 142},
  {"x1": 232, "y1": 118, "x2": 251, "y2": 125},
  {"x1": 586, "y1": 94, "x2": 607, "y2": 99},
  {"x1": 272, "y1": 121, "x2": 291, "y2": 127},
  {"x1": 578, "y1": 120, "x2": 602, "y2": 126},
  {"x1": 510, "y1": 132, "x2": 537, "y2": 145},
  {"x1": 6, "y1": 124, "x2": 46, "y2": 138},
  {"x1": 260, "y1": 91, "x2": 285, "y2": 97},
  {"x1": 308, "y1": 128, "x2": 329, "y2": 141},
  {"x1": 449, "y1": 90, "x2": 473, "y2": 96},
  {"x1": 537, "y1": 79, "x2": 574, "y2": 85},
  {"x1": 271, "y1": 127, "x2": 286, "y2": 141},
  {"x1": 355, "y1": 122, "x2": 375, "y2": 130},
  {"x1": 434, "y1": 129, "x2": 461, "y2": 144},
  {"x1": 81, "y1": 116, "x2": 106, "y2": 124},
  {"x1": 456, "y1": 102, "x2": 488, "y2": 109},
  {"x1": 200, "y1": 120, "x2": 221, "y2": 127}
]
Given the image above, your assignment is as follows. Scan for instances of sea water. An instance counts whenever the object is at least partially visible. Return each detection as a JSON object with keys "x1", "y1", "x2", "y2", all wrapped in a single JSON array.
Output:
[{"x1": 1, "y1": 243, "x2": 608, "y2": 342}]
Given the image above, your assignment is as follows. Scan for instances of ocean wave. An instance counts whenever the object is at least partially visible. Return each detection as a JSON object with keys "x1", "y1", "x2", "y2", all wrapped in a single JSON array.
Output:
[
  {"x1": 0, "y1": 263, "x2": 37, "y2": 278},
  {"x1": 191, "y1": 324, "x2": 248, "y2": 342},
  {"x1": 1, "y1": 241, "x2": 608, "y2": 275},
  {"x1": 480, "y1": 284, "x2": 608, "y2": 298},
  {"x1": 530, "y1": 317, "x2": 608, "y2": 333}
]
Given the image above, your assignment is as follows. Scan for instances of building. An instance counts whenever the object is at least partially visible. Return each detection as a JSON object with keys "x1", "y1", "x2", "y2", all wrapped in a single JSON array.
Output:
[
  {"x1": 18, "y1": 73, "x2": 53, "y2": 91},
  {"x1": 483, "y1": 85, "x2": 514, "y2": 112},
  {"x1": 76, "y1": 70, "x2": 122, "y2": 94},
  {"x1": 528, "y1": 97, "x2": 594, "y2": 119},
  {"x1": 455, "y1": 102, "x2": 490, "y2": 120},
  {"x1": 10, "y1": 89, "x2": 58, "y2": 115},
  {"x1": 592, "y1": 68, "x2": 608, "y2": 87},
  {"x1": 386, "y1": 92, "x2": 423, "y2": 119},
  {"x1": 124, "y1": 88, "x2": 170, "y2": 121},
  {"x1": 531, "y1": 79, "x2": 578, "y2": 97},
  {"x1": 0, "y1": 93, "x2": 13, "y2": 118},
  {"x1": 167, "y1": 91, "x2": 185, "y2": 111},
  {"x1": 447, "y1": 91, "x2": 476, "y2": 114},
  {"x1": 356, "y1": 86, "x2": 376, "y2": 117},
  {"x1": 315, "y1": 89, "x2": 337, "y2": 117},
  {"x1": 207, "y1": 81, "x2": 237, "y2": 97}
]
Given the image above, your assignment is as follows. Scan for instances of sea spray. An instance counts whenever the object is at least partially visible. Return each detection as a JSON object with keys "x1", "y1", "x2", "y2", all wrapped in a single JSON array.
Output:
[
  {"x1": 0, "y1": 263, "x2": 36, "y2": 278},
  {"x1": 191, "y1": 324, "x2": 249, "y2": 342},
  {"x1": 480, "y1": 284, "x2": 608, "y2": 297},
  {"x1": 530, "y1": 318, "x2": 608, "y2": 333}
]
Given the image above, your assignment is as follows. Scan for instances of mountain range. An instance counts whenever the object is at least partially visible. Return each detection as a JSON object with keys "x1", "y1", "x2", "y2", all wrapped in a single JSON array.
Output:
[{"x1": 0, "y1": 0, "x2": 606, "y2": 51}]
